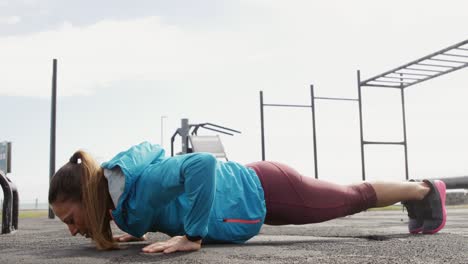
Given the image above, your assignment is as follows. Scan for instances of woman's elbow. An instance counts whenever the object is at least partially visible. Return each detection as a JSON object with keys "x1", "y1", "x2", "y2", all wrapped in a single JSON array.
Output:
[
  {"x1": 196, "y1": 152, "x2": 217, "y2": 170},
  {"x1": 182, "y1": 152, "x2": 218, "y2": 177}
]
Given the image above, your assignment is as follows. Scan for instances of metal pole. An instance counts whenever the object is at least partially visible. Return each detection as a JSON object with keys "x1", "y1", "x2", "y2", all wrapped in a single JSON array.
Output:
[
  {"x1": 160, "y1": 115, "x2": 167, "y2": 148},
  {"x1": 180, "y1": 119, "x2": 190, "y2": 154},
  {"x1": 400, "y1": 74, "x2": 409, "y2": 180},
  {"x1": 429, "y1": 176, "x2": 468, "y2": 189},
  {"x1": 1, "y1": 170, "x2": 13, "y2": 233},
  {"x1": 260, "y1": 91, "x2": 266, "y2": 161},
  {"x1": 310, "y1": 85, "x2": 319, "y2": 179},
  {"x1": 6, "y1": 142, "x2": 11, "y2": 173},
  {"x1": 49, "y1": 59, "x2": 57, "y2": 219},
  {"x1": 11, "y1": 182, "x2": 18, "y2": 230},
  {"x1": 357, "y1": 70, "x2": 366, "y2": 181}
]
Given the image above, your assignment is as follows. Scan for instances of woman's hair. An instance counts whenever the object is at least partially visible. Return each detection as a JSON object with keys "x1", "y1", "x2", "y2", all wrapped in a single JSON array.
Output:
[{"x1": 48, "y1": 150, "x2": 117, "y2": 250}]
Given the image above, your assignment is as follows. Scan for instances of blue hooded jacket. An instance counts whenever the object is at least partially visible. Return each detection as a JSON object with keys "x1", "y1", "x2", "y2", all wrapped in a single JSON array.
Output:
[{"x1": 101, "y1": 142, "x2": 266, "y2": 243}]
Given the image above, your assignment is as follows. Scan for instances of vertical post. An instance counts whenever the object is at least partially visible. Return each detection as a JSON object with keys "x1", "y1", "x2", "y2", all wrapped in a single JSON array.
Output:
[
  {"x1": 357, "y1": 70, "x2": 366, "y2": 181},
  {"x1": 310, "y1": 85, "x2": 318, "y2": 179},
  {"x1": 1, "y1": 170, "x2": 13, "y2": 234},
  {"x1": 6, "y1": 142, "x2": 11, "y2": 173},
  {"x1": 400, "y1": 74, "x2": 409, "y2": 180},
  {"x1": 49, "y1": 59, "x2": 57, "y2": 219},
  {"x1": 11, "y1": 183, "x2": 18, "y2": 230},
  {"x1": 180, "y1": 118, "x2": 190, "y2": 154},
  {"x1": 260, "y1": 91, "x2": 266, "y2": 161},
  {"x1": 160, "y1": 115, "x2": 167, "y2": 148}
]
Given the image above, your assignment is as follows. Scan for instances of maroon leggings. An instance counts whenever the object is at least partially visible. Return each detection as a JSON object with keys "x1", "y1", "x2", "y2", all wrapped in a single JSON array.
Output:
[{"x1": 246, "y1": 161, "x2": 377, "y2": 225}]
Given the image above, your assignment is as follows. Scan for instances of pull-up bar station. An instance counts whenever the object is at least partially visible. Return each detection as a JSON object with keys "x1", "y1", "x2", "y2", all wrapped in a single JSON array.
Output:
[
  {"x1": 260, "y1": 39, "x2": 468, "y2": 182},
  {"x1": 358, "y1": 39, "x2": 468, "y2": 181},
  {"x1": 260, "y1": 86, "x2": 359, "y2": 179}
]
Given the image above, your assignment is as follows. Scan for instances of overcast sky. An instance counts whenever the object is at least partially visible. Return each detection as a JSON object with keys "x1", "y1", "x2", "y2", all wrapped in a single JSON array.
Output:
[{"x1": 1, "y1": 0, "x2": 468, "y2": 204}]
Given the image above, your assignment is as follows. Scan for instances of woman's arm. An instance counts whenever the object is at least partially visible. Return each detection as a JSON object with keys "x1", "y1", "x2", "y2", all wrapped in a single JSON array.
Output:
[
  {"x1": 142, "y1": 152, "x2": 217, "y2": 253},
  {"x1": 179, "y1": 153, "x2": 217, "y2": 240}
]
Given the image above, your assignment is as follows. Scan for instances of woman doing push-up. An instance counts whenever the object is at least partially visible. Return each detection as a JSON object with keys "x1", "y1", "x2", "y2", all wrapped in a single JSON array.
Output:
[{"x1": 49, "y1": 142, "x2": 446, "y2": 253}]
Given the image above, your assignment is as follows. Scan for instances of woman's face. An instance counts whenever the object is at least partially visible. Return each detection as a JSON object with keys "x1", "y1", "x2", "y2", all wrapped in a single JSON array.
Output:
[{"x1": 52, "y1": 200, "x2": 90, "y2": 238}]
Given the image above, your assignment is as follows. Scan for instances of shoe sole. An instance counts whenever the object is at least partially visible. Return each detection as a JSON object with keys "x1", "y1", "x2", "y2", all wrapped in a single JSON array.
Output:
[
  {"x1": 409, "y1": 218, "x2": 423, "y2": 234},
  {"x1": 422, "y1": 180, "x2": 447, "y2": 234}
]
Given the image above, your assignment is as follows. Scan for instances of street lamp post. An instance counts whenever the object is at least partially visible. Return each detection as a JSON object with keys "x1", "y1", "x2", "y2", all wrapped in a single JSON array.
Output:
[{"x1": 160, "y1": 116, "x2": 167, "y2": 148}]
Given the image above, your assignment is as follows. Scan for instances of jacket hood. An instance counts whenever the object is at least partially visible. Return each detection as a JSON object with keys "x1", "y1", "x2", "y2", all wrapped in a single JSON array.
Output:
[
  {"x1": 101, "y1": 141, "x2": 165, "y2": 180},
  {"x1": 101, "y1": 142, "x2": 166, "y2": 235}
]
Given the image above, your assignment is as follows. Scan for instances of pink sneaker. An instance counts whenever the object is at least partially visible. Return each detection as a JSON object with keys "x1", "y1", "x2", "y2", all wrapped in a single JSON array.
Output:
[
  {"x1": 421, "y1": 180, "x2": 447, "y2": 234},
  {"x1": 402, "y1": 199, "x2": 425, "y2": 234}
]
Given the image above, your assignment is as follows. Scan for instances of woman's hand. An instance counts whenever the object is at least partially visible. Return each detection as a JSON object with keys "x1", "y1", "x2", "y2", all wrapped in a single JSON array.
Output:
[
  {"x1": 142, "y1": 235, "x2": 201, "y2": 254},
  {"x1": 114, "y1": 233, "x2": 147, "y2": 242}
]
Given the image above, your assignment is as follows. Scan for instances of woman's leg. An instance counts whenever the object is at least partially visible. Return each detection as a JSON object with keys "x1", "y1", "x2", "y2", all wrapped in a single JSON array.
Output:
[
  {"x1": 371, "y1": 181, "x2": 430, "y2": 207},
  {"x1": 247, "y1": 161, "x2": 429, "y2": 225}
]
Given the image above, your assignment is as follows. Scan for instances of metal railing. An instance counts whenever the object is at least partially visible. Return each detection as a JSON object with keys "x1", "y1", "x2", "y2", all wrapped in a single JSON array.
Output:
[{"x1": 0, "y1": 170, "x2": 18, "y2": 234}]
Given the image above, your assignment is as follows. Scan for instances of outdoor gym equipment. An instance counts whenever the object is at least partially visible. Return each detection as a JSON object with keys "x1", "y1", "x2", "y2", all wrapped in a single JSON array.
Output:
[
  {"x1": 170, "y1": 118, "x2": 241, "y2": 160},
  {"x1": 260, "y1": 39, "x2": 468, "y2": 182},
  {"x1": 0, "y1": 141, "x2": 19, "y2": 234}
]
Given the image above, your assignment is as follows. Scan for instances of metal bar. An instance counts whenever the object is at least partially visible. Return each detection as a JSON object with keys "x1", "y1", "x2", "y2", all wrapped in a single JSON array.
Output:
[
  {"x1": 392, "y1": 72, "x2": 432, "y2": 77},
  {"x1": 315, "y1": 96, "x2": 359, "y2": 102},
  {"x1": 170, "y1": 130, "x2": 179, "y2": 156},
  {"x1": 201, "y1": 126, "x2": 234, "y2": 136},
  {"x1": 49, "y1": 59, "x2": 57, "y2": 220},
  {"x1": 441, "y1": 53, "x2": 468, "y2": 59},
  {"x1": 400, "y1": 74, "x2": 409, "y2": 180},
  {"x1": 357, "y1": 70, "x2": 366, "y2": 181},
  {"x1": 194, "y1": 123, "x2": 240, "y2": 136},
  {"x1": 428, "y1": 58, "x2": 468, "y2": 64},
  {"x1": 190, "y1": 125, "x2": 198, "y2": 136},
  {"x1": 361, "y1": 83, "x2": 406, "y2": 89},
  {"x1": 1, "y1": 170, "x2": 13, "y2": 234},
  {"x1": 401, "y1": 63, "x2": 468, "y2": 89},
  {"x1": 381, "y1": 76, "x2": 422, "y2": 81},
  {"x1": 6, "y1": 142, "x2": 11, "y2": 173},
  {"x1": 416, "y1": 62, "x2": 454, "y2": 68},
  {"x1": 181, "y1": 119, "x2": 189, "y2": 154},
  {"x1": 405, "y1": 67, "x2": 444, "y2": 73},
  {"x1": 204, "y1": 123, "x2": 241, "y2": 134},
  {"x1": 263, "y1": 103, "x2": 312, "y2": 108},
  {"x1": 361, "y1": 39, "x2": 468, "y2": 84},
  {"x1": 371, "y1": 79, "x2": 412, "y2": 84},
  {"x1": 426, "y1": 176, "x2": 468, "y2": 189},
  {"x1": 363, "y1": 141, "x2": 405, "y2": 145},
  {"x1": 310, "y1": 85, "x2": 318, "y2": 179},
  {"x1": 10, "y1": 181, "x2": 18, "y2": 230},
  {"x1": 260, "y1": 91, "x2": 266, "y2": 161}
]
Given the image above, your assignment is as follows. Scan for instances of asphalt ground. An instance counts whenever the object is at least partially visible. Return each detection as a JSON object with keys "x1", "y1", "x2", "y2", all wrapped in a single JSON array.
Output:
[{"x1": 1, "y1": 208, "x2": 467, "y2": 264}]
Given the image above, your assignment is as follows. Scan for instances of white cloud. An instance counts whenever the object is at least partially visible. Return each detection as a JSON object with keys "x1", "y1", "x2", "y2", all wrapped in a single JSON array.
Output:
[
  {"x1": 0, "y1": 16, "x2": 274, "y2": 97},
  {"x1": 2, "y1": 1, "x2": 467, "y2": 99},
  {"x1": 0, "y1": 15, "x2": 21, "y2": 25}
]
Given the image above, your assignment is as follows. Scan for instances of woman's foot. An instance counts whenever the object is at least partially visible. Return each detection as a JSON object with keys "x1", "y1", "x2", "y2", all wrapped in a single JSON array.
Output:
[
  {"x1": 402, "y1": 199, "x2": 425, "y2": 234},
  {"x1": 403, "y1": 179, "x2": 446, "y2": 234},
  {"x1": 421, "y1": 180, "x2": 447, "y2": 234}
]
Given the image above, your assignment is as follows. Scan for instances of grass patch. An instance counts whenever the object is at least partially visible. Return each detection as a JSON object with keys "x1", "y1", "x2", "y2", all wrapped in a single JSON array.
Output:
[
  {"x1": 369, "y1": 204, "x2": 468, "y2": 211},
  {"x1": 368, "y1": 205, "x2": 403, "y2": 211},
  {"x1": 0, "y1": 210, "x2": 48, "y2": 219},
  {"x1": 446, "y1": 204, "x2": 468, "y2": 209},
  {"x1": 19, "y1": 210, "x2": 48, "y2": 218}
]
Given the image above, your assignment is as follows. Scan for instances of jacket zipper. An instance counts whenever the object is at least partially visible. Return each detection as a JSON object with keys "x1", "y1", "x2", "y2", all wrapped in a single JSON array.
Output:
[{"x1": 223, "y1": 218, "x2": 261, "y2": 224}]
